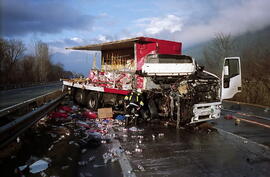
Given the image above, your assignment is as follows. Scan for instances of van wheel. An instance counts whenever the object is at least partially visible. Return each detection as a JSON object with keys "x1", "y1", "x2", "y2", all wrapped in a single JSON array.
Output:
[
  {"x1": 74, "y1": 90, "x2": 86, "y2": 105},
  {"x1": 87, "y1": 92, "x2": 98, "y2": 111}
]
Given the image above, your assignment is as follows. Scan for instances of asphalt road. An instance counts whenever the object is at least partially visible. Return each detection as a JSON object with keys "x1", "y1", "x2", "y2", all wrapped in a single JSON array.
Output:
[
  {"x1": 219, "y1": 101, "x2": 270, "y2": 146},
  {"x1": 0, "y1": 82, "x2": 62, "y2": 109},
  {"x1": 1, "y1": 86, "x2": 270, "y2": 177},
  {"x1": 116, "y1": 122, "x2": 270, "y2": 177}
]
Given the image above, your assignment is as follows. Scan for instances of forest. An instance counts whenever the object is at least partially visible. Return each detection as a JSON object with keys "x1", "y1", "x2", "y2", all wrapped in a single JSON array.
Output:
[
  {"x1": 0, "y1": 38, "x2": 74, "y2": 90},
  {"x1": 199, "y1": 27, "x2": 270, "y2": 106}
]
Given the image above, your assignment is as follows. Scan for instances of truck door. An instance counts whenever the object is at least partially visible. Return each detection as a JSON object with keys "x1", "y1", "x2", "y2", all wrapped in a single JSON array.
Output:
[{"x1": 221, "y1": 57, "x2": 241, "y2": 100}]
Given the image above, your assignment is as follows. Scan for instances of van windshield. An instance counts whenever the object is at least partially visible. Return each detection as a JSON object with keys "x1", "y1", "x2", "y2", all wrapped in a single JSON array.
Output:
[{"x1": 146, "y1": 54, "x2": 193, "y2": 63}]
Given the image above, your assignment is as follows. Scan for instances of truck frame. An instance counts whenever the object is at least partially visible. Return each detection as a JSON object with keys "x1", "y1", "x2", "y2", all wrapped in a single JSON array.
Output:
[{"x1": 63, "y1": 37, "x2": 241, "y2": 126}]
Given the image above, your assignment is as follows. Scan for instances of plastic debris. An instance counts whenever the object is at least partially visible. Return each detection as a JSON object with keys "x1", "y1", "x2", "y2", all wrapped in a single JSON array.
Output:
[
  {"x1": 59, "y1": 106, "x2": 72, "y2": 113},
  {"x1": 48, "y1": 145, "x2": 54, "y2": 151},
  {"x1": 224, "y1": 114, "x2": 233, "y2": 120},
  {"x1": 40, "y1": 171, "x2": 47, "y2": 177},
  {"x1": 93, "y1": 164, "x2": 104, "y2": 168},
  {"x1": 81, "y1": 148, "x2": 87, "y2": 154},
  {"x1": 29, "y1": 159, "x2": 49, "y2": 174},
  {"x1": 49, "y1": 112, "x2": 68, "y2": 119},
  {"x1": 88, "y1": 156, "x2": 95, "y2": 162},
  {"x1": 83, "y1": 111, "x2": 98, "y2": 119},
  {"x1": 137, "y1": 164, "x2": 145, "y2": 171},
  {"x1": 77, "y1": 121, "x2": 91, "y2": 129},
  {"x1": 68, "y1": 157, "x2": 73, "y2": 161},
  {"x1": 61, "y1": 165, "x2": 69, "y2": 170},
  {"x1": 125, "y1": 150, "x2": 132, "y2": 155},
  {"x1": 18, "y1": 165, "x2": 27, "y2": 171},
  {"x1": 152, "y1": 134, "x2": 156, "y2": 140},
  {"x1": 69, "y1": 141, "x2": 74, "y2": 145},
  {"x1": 78, "y1": 161, "x2": 88, "y2": 166},
  {"x1": 115, "y1": 114, "x2": 126, "y2": 120},
  {"x1": 235, "y1": 118, "x2": 241, "y2": 125},
  {"x1": 129, "y1": 127, "x2": 138, "y2": 132},
  {"x1": 158, "y1": 133, "x2": 165, "y2": 137}
]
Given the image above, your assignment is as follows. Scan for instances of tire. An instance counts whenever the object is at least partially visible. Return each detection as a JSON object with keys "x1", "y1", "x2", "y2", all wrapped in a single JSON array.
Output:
[
  {"x1": 74, "y1": 89, "x2": 86, "y2": 105},
  {"x1": 86, "y1": 92, "x2": 98, "y2": 111}
]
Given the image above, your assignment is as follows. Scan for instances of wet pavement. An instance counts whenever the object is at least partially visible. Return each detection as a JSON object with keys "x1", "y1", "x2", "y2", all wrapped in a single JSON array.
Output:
[
  {"x1": 116, "y1": 123, "x2": 270, "y2": 177},
  {"x1": 1, "y1": 98, "x2": 270, "y2": 177},
  {"x1": 223, "y1": 101, "x2": 270, "y2": 120},
  {"x1": 218, "y1": 101, "x2": 270, "y2": 147},
  {"x1": 0, "y1": 82, "x2": 62, "y2": 109}
]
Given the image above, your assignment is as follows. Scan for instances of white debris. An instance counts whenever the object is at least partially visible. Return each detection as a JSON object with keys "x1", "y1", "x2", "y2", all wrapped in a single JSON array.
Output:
[
  {"x1": 17, "y1": 137, "x2": 20, "y2": 143},
  {"x1": 81, "y1": 148, "x2": 87, "y2": 154},
  {"x1": 68, "y1": 157, "x2": 73, "y2": 161},
  {"x1": 125, "y1": 150, "x2": 132, "y2": 155},
  {"x1": 78, "y1": 161, "x2": 88, "y2": 166},
  {"x1": 93, "y1": 164, "x2": 104, "y2": 168},
  {"x1": 137, "y1": 164, "x2": 145, "y2": 171},
  {"x1": 88, "y1": 156, "x2": 95, "y2": 162},
  {"x1": 48, "y1": 145, "x2": 54, "y2": 151},
  {"x1": 18, "y1": 165, "x2": 27, "y2": 171},
  {"x1": 158, "y1": 133, "x2": 165, "y2": 137},
  {"x1": 61, "y1": 165, "x2": 69, "y2": 170},
  {"x1": 40, "y1": 171, "x2": 47, "y2": 177},
  {"x1": 69, "y1": 141, "x2": 74, "y2": 145},
  {"x1": 129, "y1": 127, "x2": 138, "y2": 132}
]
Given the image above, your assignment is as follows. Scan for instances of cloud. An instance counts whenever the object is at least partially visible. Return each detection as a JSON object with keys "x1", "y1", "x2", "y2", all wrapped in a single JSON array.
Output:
[
  {"x1": 1, "y1": 0, "x2": 95, "y2": 37},
  {"x1": 133, "y1": 0, "x2": 270, "y2": 47},
  {"x1": 136, "y1": 15, "x2": 183, "y2": 35},
  {"x1": 178, "y1": 0, "x2": 270, "y2": 46}
]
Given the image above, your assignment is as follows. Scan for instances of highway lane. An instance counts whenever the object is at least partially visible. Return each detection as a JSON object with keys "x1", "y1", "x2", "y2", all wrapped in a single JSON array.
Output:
[
  {"x1": 116, "y1": 122, "x2": 270, "y2": 177},
  {"x1": 217, "y1": 101, "x2": 270, "y2": 147},
  {"x1": 0, "y1": 82, "x2": 62, "y2": 109}
]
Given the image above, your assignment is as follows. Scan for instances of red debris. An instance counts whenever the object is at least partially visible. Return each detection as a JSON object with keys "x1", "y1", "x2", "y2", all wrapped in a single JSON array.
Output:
[
  {"x1": 59, "y1": 106, "x2": 72, "y2": 113},
  {"x1": 49, "y1": 112, "x2": 68, "y2": 119},
  {"x1": 224, "y1": 114, "x2": 234, "y2": 120},
  {"x1": 83, "y1": 111, "x2": 97, "y2": 119}
]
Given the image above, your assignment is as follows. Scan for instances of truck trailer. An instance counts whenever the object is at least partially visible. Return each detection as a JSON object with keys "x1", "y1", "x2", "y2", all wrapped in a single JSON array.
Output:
[{"x1": 63, "y1": 37, "x2": 241, "y2": 126}]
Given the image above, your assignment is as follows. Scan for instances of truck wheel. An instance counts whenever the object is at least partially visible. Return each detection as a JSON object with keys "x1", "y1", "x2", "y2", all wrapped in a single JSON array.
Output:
[
  {"x1": 74, "y1": 89, "x2": 86, "y2": 105},
  {"x1": 148, "y1": 99, "x2": 158, "y2": 119},
  {"x1": 86, "y1": 92, "x2": 98, "y2": 111}
]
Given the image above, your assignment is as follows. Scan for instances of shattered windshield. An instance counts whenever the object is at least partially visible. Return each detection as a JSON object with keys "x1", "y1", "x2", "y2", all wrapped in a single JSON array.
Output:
[{"x1": 146, "y1": 54, "x2": 193, "y2": 63}]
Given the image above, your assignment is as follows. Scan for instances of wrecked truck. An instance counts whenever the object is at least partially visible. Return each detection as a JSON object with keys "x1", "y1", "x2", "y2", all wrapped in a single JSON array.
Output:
[{"x1": 62, "y1": 37, "x2": 241, "y2": 126}]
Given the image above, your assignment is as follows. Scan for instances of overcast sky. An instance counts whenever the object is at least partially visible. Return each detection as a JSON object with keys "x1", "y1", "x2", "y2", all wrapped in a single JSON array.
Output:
[{"x1": 1, "y1": 0, "x2": 270, "y2": 75}]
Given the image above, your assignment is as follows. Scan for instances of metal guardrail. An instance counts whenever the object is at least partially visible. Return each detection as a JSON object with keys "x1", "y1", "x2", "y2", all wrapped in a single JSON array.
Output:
[
  {"x1": 0, "y1": 93, "x2": 66, "y2": 149},
  {"x1": 0, "y1": 90, "x2": 62, "y2": 118}
]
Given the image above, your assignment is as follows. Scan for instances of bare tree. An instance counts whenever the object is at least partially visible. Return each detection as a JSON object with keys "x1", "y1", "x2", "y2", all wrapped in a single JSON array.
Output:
[
  {"x1": 0, "y1": 38, "x2": 26, "y2": 84},
  {"x1": 203, "y1": 33, "x2": 235, "y2": 76},
  {"x1": 34, "y1": 41, "x2": 51, "y2": 82}
]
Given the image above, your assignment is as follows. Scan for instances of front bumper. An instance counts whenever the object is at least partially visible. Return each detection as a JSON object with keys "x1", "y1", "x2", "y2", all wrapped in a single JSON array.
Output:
[{"x1": 190, "y1": 102, "x2": 221, "y2": 124}]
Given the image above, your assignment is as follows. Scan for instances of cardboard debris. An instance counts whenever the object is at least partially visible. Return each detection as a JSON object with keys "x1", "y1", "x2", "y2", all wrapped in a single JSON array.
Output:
[{"x1": 98, "y1": 108, "x2": 113, "y2": 119}]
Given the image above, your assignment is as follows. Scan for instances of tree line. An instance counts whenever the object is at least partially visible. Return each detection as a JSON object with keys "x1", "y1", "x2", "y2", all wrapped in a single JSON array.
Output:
[
  {"x1": 0, "y1": 38, "x2": 74, "y2": 89},
  {"x1": 202, "y1": 32, "x2": 270, "y2": 106}
]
